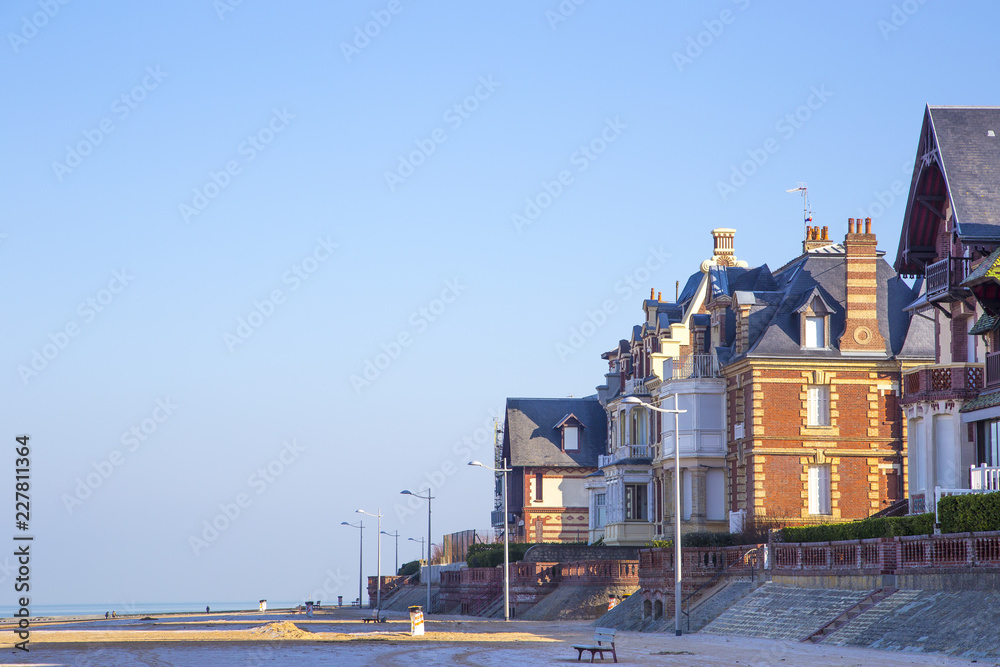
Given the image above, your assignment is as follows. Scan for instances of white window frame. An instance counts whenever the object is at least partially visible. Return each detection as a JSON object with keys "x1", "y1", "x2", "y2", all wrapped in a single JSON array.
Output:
[
  {"x1": 808, "y1": 464, "x2": 832, "y2": 515},
  {"x1": 595, "y1": 493, "x2": 606, "y2": 528},
  {"x1": 807, "y1": 385, "x2": 830, "y2": 426},
  {"x1": 804, "y1": 315, "x2": 825, "y2": 348},
  {"x1": 564, "y1": 426, "x2": 579, "y2": 451}
]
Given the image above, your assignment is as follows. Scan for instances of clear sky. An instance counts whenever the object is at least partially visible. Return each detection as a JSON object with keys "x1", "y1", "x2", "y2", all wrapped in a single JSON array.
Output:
[{"x1": 3, "y1": 1, "x2": 998, "y2": 607}]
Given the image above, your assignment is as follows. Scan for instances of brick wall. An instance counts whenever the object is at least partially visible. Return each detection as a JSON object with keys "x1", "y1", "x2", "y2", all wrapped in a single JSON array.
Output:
[{"x1": 727, "y1": 362, "x2": 904, "y2": 525}]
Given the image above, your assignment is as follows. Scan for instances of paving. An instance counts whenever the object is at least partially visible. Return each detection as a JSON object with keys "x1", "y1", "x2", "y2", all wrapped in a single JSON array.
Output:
[{"x1": 700, "y1": 583, "x2": 872, "y2": 641}]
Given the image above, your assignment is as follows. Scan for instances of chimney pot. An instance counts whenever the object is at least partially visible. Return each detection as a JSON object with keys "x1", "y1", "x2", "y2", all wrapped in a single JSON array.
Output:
[
  {"x1": 865, "y1": 217, "x2": 872, "y2": 234},
  {"x1": 848, "y1": 218, "x2": 855, "y2": 234},
  {"x1": 657, "y1": 291, "x2": 662, "y2": 302},
  {"x1": 650, "y1": 288, "x2": 655, "y2": 300},
  {"x1": 822, "y1": 226, "x2": 828, "y2": 240}
]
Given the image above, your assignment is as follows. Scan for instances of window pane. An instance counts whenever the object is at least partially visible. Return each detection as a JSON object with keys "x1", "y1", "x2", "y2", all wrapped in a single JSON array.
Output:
[
  {"x1": 805, "y1": 316, "x2": 824, "y2": 348},
  {"x1": 808, "y1": 386, "x2": 830, "y2": 426},
  {"x1": 564, "y1": 427, "x2": 579, "y2": 450}
]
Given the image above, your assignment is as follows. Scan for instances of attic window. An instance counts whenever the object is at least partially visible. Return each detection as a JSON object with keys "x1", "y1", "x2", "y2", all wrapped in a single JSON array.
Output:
[
  {"x1": 564, "y1": 426, "x2": 579, "y2": 450},
  {"x1": 555, "y1": 413, "x2": 583, "y2": 451},
  {"x1": 799, "y1": 296, "x2": 831, "y2": 350}
]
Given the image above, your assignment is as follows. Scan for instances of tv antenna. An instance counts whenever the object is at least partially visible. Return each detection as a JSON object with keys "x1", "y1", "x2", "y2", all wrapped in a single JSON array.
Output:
[{"x1": 785, "y1": 182, "x2": 813, "y2": 238}]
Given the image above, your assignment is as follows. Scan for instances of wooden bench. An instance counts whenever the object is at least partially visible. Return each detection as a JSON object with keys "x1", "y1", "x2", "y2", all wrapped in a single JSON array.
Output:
[
  {"x1": 572, "y1": 627, "x2": 617, "y2": 663},
  {"x1": 362, "y1": 612, "x2": 387, "y2": 624}
]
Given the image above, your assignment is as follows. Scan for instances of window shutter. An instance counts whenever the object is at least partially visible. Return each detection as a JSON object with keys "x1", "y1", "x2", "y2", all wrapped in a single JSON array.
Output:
[
  {"x1": 820, "y1": 465, "x2": 831, "y2": 514},
  {"x1": 807, "y1": 387, "x2": 818, "y2": 425},
  {"x1": 808, "y1": 466, "x2": 819, "y2": 514},
  {"x1": 819, "y1": 387, "x2": 830, "y2": 426}
]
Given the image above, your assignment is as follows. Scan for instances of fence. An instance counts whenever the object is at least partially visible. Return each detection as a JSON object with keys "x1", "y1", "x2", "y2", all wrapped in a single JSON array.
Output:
[{"x1": 772, "y1": 531, "x2": 1000, "y2": 573}]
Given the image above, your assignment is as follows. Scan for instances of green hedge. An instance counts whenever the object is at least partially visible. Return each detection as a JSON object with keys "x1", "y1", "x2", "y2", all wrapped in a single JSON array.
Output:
[
  {"x1": 398, "y1": 560, "x2": 421, "y2": 577},
  {"x1": 938, "y1": 491, "x2": 1000, "y2": 534},
  {"x1": 465, "y1": 542, "x2": 587, "y2": 568},
  {"x1": 781, "y1": 513, "x2": 934, "y2": 543},
  {"x1": 647, "y1": 532, "x2": 747, "y2": 549}
]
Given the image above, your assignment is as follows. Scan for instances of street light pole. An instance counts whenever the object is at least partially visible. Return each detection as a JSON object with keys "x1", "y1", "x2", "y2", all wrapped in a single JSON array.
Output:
[
  {"x1": 408, "y1": 536, "x2": 425, "y2": 562},
  {"x1": 401, "y1": 490, "x2": 434, "y2": 614},
  {"x1": 340, "y1": 520, "x2": 363, "y2": 607},
  {"x1": 622, "y1": 394, "x2": 686, "y2": 636},
  {"x1": 381, "y1": 530, "x2": 400, "y2": 574},
  {"x1": 356, "y1": 509, "x2": 383, "y2": 612},
  {"x1": 469, "y1": 458, "x2": 512, "y2": 621}
]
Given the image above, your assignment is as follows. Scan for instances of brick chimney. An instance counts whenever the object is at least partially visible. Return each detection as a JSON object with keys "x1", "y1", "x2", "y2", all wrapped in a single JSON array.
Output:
[
  {"x1": 839, "y1": 217, "x2": 886, "y2": 355},
  {"x1": 803, "y1": 225, "x2": 831, "y2": 253}
]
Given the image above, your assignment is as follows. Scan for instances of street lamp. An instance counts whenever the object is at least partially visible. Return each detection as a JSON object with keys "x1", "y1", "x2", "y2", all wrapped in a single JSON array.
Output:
[
  {"x1": 401, "y1": 490, "x2": 433, "y2": 614},
  {"x1": 622, "y1": 394, "x2": 687, "y2": 636},
  {"x1": 356, "y1": 508, "x2": 382, "y2": 612},
  {"x1": 469, "y1": 458, "x2": 512, "y2": 622},
  {"x1": 340, "y1": 520, "x2": 363, "y2": 607},
  {"x1": 408, "y1": 536, "x2": 426, "y2": 561},
  {"x1": 381, "y1": 530, "x2": 400, "y2": 574}
]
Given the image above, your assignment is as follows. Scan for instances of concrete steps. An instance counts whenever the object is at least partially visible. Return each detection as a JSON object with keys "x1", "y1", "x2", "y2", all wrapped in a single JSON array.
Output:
[{"x1": 803, "y1": 588, "x2": 894, "y2": 644}]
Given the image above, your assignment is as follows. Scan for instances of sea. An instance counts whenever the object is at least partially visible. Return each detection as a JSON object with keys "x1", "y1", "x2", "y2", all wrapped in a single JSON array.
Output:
[{"x1": 10, "y1": 600, "x2": 305, "y2": 618}]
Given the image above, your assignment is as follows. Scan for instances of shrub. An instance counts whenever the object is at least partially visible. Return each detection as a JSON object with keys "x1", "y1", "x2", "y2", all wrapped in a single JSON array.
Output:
[
  {"x1": 938, "y1": 491, "x2": 1000, "y2": 534},
  {"x1": 398, "y1": 560, "x2": 420, "y2": 577},
  {"x1": 781, "y1": 513, "x2": 933, "y2": 543},
  {"x1": 465, "y1": 542, "x2": 588, "y2": 567}
]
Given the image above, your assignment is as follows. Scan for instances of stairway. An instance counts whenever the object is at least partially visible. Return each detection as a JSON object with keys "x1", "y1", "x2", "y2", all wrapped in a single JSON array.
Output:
[{"x1": 803, "y1": 588, "x2": 895, "y2": 644}]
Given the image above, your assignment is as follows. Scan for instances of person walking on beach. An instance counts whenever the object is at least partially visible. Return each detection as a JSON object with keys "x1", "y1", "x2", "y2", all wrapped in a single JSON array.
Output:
[
  {"x1": 111, "y1": 611, "x2": 116, "y2": 618},
  {"x1": 105, "y1": 612, "x2": 109, "y2": 619}
]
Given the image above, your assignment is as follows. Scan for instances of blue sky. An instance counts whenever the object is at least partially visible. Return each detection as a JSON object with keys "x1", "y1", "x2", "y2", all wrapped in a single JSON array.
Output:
[{"x1": 3, "y1": 1, "x2": 997, "y2": 607}]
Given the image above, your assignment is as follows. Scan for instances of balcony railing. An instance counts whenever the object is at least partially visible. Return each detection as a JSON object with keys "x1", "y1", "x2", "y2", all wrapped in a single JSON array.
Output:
[
  {"x1": 988, "y1": 352, "x2": 1000, "y2": 389},
  {"x1": 667, "y1": 354, "x2": 721, "y2": 380},
  {"x1": 971, "y1": 464, "x2": 1000, "y2": 491},
  {"x1": 925, "y1": 257, "x2": 971, "y2": 298},
  {"x1": 901, "y1": 363, "x2": 984, "y2": 403},
  {"x1": 598, "y1": 444, "x2": 652, "y2": 467}
]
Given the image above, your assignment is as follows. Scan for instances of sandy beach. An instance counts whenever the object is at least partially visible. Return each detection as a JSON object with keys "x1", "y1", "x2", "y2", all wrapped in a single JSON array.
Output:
[{"x1": 0, "y1": 607, "x2": 989, "y2": 666}]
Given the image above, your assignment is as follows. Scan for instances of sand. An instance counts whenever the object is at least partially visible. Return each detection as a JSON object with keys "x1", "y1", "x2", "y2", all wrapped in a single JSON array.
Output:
[{"x1": 0, "y1": 607, "x2": 988, "y2": 666}]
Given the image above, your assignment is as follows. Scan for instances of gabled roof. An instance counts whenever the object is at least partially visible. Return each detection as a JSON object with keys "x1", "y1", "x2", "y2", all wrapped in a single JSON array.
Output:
[
  {"x1": 896, "y1": 106, "x2": 1000, "y2": 275},
  {"x1": 503, "y1": 397, "x2": 606, "y2": 468}
]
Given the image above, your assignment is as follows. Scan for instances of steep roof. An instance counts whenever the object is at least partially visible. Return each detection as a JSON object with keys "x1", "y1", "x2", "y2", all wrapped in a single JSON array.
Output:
[
  {"x1": 503, "y1": 396, "x2": 606, "y2": 468},
  {"x1": 896, "y1": 106, "x2": 1000, "y2": 275},
  {"x1": 722, "y1": 245, "x2": 931, "y2": 362}
]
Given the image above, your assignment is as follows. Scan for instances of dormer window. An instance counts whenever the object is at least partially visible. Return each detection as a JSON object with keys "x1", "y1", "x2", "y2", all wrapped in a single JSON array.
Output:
[
  {"x1": 796, "y1": 292, "x2": 832, "y2": 350},
  {"x1": 554, "y1": 414, "x2": 583, "y2": 451},
  {"x1": 564, "y1": 426, "x2": 579, "y2": 450},
  {"x1": 805, "y1": 316, "x2": 825, "y2": 347}
]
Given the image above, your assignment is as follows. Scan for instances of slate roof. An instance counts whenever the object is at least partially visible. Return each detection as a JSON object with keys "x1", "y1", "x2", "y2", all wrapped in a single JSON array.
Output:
[
  {"x1": 503, "y1": 396, "x2": 606, "y2": 468},
  {"x1": 722, "y1": 246, "x2": 933, "y2": 362},
  {"x1": 896, "y1": 106, "x2": 1000, "y2": 275}
]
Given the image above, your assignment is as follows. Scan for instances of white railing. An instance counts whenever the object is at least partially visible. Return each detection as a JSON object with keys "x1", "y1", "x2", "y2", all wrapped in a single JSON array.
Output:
[
  {"x1": 667, "y1": 354, "x2": 721, "y2": 379},
  {"x1": 934, "y1": 486, "x2": 982, "y2": 523},
  {"x1": 971, "y1": 464, "x2": 1000, "y2": 491},
  {"x1": 598, "y1": 445, "x2": 652, "y2": 467}
]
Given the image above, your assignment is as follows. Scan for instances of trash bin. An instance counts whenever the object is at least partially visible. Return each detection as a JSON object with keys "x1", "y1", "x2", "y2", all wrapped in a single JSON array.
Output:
[{"x1": 408, "y1": 605, "x2": 424, "y2": 636}]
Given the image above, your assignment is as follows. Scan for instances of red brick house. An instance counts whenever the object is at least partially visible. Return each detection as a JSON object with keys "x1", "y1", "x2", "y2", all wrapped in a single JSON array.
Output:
[{"x1": 710, "y1": 221, "x2": 933, "y2": 527}]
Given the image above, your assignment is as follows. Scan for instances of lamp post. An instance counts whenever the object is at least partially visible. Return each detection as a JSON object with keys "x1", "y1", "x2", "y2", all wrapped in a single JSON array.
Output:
[
  {"x1": 622, "y1": 394, "x2": 686, "y2": 636},
  {"x1": 356, "y1": 509, "x2": 382, "y2": 612},
  {"x1": 340, "y1": 520, "x2": 363, "y2": 607},
  {"x1": 401, "y1": 490, "x2": 433, "y2": 614},
  {"x1": 408, "y1": 536, "x2": 425, "y2": 562},
  {"x1": 381, "y1": 530, "x2": 400, "y2": 574},
  {"x1": 469, "y1": 458, "x2": 512, "y2": 621}
]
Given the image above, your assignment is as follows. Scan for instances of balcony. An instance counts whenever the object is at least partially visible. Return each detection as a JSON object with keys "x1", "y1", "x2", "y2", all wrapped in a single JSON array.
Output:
[
  {"x1": 598, "y1": 444, "x2": 652, "y2": 467},
  {"x1": 971, "y1": 464, "x2": 1000, "y2": 491},
  {"x1": 666, "y1": 355, "x2": 721, "y2": 380},
  {"x1": 901, "y1": 363, "x2": 984, "y2": 404},
  {"x1": 624, "y1": 377, "x2": 651, "y2": 395},
  {"x1": 988, "y1": 352, "x2": 1000, "y2": 390},
  {"x1": 925, "y1": 257, "x2": 971, "y2": 300}
]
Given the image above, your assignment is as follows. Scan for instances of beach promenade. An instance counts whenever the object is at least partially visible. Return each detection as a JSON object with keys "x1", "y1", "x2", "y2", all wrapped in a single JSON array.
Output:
[{"x1": 0, "y1": 606, "x2": 985, "y2": 666}]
